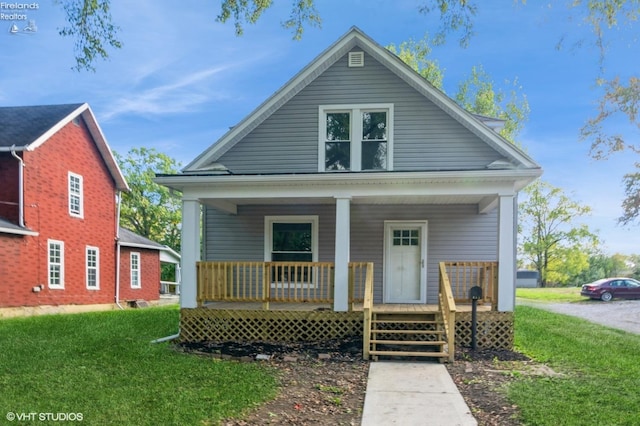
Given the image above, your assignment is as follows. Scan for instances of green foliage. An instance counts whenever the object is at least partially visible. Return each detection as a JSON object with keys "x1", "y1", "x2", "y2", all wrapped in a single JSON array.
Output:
[
  {"x1": 115, "y1": 148, "x2": 182, "y2": 252},
  {"x1": 386, "y1": 36, "x2": 444, "y2": 90},
  {"x1": 217, "y1": 0, "x2": 321, "y2": 40},
  {"x1": 56, "y1": 0, "x2": 122, "y2": 72},
  {"x1": 455, "y1": 65, "x2": 530, "y2": 143},
  {"x1": 0, "y1": 307, "x2": 279, "y2": 424},
  {"x1": 519, "y1": 180, "x2": 600, "y2": 286},
  {"x1": 512, "y1": 305, "x2": 640, "y2": 425}
]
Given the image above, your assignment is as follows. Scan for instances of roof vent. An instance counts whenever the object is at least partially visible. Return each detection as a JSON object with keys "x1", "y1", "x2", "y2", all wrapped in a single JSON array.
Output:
[{"x1": 348, "y1": 51, "x2": 364, "y2": 67}]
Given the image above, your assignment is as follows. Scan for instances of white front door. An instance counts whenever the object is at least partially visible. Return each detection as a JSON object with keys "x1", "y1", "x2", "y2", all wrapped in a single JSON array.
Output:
[{"x1": 384, "y1": 221, "x2": 427, "y2": 303}]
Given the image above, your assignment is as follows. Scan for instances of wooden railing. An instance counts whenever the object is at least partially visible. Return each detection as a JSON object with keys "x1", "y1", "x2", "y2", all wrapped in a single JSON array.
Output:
[
  {"x1": 362, "y1": 262, "x2": 374, "y2": 360},
  {"x1": 438, "y1": 262, "x2": 457, "y2": 363},
  {"x1": 443, "y1": 261, "x2": 497, "y2": 308},
  {"x1": 196, "y1": 261, "x2": 371, "y2": 308}
]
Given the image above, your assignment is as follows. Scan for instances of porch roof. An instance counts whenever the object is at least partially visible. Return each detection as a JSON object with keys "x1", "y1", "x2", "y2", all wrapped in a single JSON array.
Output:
[{"x1": 155, "y1": 168, "x2": 541, "y2": 214}]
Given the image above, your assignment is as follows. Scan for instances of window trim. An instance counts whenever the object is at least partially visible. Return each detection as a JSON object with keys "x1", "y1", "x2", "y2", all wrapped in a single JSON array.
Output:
[
  {"x1": 68, "y1": 172, "x2": 84, "y2": 218},
  {"x1": 48, "y1": 239, "x2": 64, "y2": 289},
  {"x1": 264, "y1": 216, "x2": 319, "y2": 288},
  {"x1": 130, "y1": 252, "x2": 141, "y2": 289},
  {"x1": 86, "y1": 246, "x2": 100, "y2": 290},
  {"x1": 318, "y1": 103, "x2": 394, "y2": 172}
]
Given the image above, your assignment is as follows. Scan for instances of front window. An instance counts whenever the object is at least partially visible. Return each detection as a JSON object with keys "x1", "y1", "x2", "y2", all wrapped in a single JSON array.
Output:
[
  {"x1": 86, "y1": 246, "x2": 99, "y2": 289},
  {"x1": 48, "y1": 240, "x2": 64, "y2": 288},
  {"x1": 130, "y1": 252, "x2": 141, "y2": 288},
  {"x1": 265, "y1": 216, "x2": 318, "y2": 284},
  {"x1": 319, "y1": 104, "x2": 393, "y2": 172},
  {"x1": 68, "y1": 172, "x2": 83, "y2": 218}
]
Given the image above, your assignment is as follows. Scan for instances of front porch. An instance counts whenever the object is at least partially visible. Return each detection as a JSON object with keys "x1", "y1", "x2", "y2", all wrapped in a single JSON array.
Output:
[{"x1": 179, "y1": 260, "x2": 514, "y2": 362}]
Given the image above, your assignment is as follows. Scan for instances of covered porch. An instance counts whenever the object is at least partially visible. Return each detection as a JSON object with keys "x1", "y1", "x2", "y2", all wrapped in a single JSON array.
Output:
[{"x1": 178, "y1": 260, "x2": 513, "y2": 361}]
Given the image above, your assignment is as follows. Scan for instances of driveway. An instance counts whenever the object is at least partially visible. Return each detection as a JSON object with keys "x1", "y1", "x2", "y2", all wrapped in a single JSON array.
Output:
[{"x1": 517, "y1": 299, "x2": 640, "y2": 335}]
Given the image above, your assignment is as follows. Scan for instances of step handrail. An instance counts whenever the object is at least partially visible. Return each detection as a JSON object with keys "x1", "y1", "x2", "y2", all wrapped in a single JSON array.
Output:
[
  {"x1": 362, "y1": 262, "x2": 374, "y2": 360},
  {"x1": 439, "y1": 262, "x2": 457, "y2": 362}
]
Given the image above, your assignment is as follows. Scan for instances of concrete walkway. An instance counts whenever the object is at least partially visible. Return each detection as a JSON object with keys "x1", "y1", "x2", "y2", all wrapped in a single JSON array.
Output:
[{"x1": 361, "y1": 362, "x2": 477, "y2": 426}]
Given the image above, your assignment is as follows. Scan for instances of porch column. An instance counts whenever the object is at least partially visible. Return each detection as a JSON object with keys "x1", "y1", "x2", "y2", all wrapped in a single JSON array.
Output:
[
  {"x1": 180, "y1": 199, "x2": 201, "y2": 309},
  {"x1": 334, "y1": 196, "x2": 351, "y2": 312},
  {"x1": 497, "y1": 195, "x2": 516, "y2": 311}
]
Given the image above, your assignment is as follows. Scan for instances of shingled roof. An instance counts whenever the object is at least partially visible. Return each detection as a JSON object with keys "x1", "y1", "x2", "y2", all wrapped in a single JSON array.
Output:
[
  {"x1": 0, "y1": 103, "x2": 129, "y2": 191},
  {"x1": 0, "y1": 103, "x2": 84, "y2": 149}
]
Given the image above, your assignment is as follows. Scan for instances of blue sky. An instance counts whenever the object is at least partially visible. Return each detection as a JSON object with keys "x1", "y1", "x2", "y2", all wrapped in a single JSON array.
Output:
[{"x1": 1, "y1": 0, "x2": 638, "y2": 255}]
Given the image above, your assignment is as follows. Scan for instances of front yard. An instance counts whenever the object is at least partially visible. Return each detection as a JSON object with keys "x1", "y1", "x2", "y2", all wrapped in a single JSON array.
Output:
[{"x1": 0, "y1": 307, "x2": 278, "y2": 425}]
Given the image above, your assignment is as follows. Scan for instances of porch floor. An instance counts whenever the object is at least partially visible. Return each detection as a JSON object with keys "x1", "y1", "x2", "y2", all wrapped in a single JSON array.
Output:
[{"x1": 200, "y1": 301, "x2": 492, "y2": 313}]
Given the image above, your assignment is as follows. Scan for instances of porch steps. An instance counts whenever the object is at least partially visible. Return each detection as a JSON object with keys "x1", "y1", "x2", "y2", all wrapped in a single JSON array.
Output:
[{"x1": 368, "y1": 310, "x2": 449, "y2": 362}]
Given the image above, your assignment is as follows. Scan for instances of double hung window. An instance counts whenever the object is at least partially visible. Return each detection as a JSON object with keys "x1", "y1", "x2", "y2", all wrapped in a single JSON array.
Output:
[
  {"x1": 48, "y1": 240, "x2": 64, "y2": 288},
  {"x1": 265, "y1": 216, "x2": 318, "y2": 285},
  {"x1": 68, "y1": 172, "x2": 83, "y2": 218},
  {"x1": 320, "y1": 104, "x2": 393, "y2": 171},
  {"x1": 86, "y1": 247, "x2": 99, "y2": 289}
]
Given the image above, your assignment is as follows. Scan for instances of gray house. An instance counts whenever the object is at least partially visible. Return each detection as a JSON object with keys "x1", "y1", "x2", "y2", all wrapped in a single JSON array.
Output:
[{"x1": 157, "y1": 27, "x2": 542, "y2": 361}]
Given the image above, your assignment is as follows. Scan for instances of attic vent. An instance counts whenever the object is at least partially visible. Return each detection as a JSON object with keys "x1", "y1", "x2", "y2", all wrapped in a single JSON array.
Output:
[{"x1": 348, "y1": 51, "x2": 364, "y2": 67}]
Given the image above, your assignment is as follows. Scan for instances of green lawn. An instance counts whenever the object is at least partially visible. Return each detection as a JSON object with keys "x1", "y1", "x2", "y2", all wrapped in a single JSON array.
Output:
[
  {"x1": 511, "y1": 305, "x2": 640, "y2": 425},
  {"x1": 0, "y1": 307, "x2": 278, "y2": 425},
  {"x1": 516, "y1": 287, "x2": 585, "y2": 303}
]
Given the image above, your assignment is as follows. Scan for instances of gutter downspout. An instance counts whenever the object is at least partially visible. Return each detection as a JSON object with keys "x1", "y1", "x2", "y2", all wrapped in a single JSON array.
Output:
[
  {"x1": 10, "y1": 146, "x2": 25, "y2": 228},
  {"x1": 115, "y1": 191, "x2": 124, "y2": 310}
]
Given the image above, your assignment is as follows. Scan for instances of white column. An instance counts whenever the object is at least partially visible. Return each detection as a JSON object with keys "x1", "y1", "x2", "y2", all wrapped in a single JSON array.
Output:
[
  {"x1": 334, "y1": 197, "x2": 351, "y2": 312},
  {"x1": 497, "y1": 195, "x2": 516, "y2": 312},
  {"x1": 180, "y1": 199, "x2": 201, "y2": 309}
]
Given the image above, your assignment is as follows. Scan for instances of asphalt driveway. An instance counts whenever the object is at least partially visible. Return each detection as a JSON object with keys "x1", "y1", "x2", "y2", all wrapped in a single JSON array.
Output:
[{"x1": 517, "y1": 299, "x2": 640, "y2": 335}]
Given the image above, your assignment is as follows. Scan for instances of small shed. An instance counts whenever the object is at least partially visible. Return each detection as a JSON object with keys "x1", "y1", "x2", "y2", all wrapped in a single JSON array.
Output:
[{"x1": 516, "y1": 270, "x2": 539, "y2": 288}]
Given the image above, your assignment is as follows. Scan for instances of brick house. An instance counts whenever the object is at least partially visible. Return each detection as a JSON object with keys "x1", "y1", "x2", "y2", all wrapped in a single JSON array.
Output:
[{"x1": 0, "y1": 103, "x2": 177, "y2": 312}]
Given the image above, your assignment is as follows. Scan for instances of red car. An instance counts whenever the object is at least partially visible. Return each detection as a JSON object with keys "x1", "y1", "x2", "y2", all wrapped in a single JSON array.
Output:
[{"x1": 581, "y1": 278, "x2": 640, "y2": 301}]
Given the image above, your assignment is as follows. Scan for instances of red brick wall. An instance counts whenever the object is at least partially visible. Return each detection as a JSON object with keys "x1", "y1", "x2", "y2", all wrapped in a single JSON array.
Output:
[
  {"x1": 0, "y1": 153, "x2": 20, "y2": 223},
  {"x1": 0, "y1": 117, "x2": 119, "y2": 307},
  {"x1": 118, "y1": 246, "x2": 160, "y2": 302}
]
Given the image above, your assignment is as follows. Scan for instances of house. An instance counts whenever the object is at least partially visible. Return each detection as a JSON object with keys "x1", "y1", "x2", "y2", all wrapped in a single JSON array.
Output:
[
  {"x1": 156, "y1": 27, "x2": 542, "y2": 361},
  {"x1": 0, "y1": 103, "x2": 178, "y2": 315}
]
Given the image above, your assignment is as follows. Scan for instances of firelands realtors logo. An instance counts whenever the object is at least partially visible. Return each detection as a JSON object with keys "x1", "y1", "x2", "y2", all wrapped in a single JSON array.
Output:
[{"x1": 1, "y1": 2, "x2": 39, "y2": 35}]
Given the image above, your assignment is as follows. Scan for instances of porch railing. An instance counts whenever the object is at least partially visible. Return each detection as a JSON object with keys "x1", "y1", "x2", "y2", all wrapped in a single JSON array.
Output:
[
  {"x1": 362, "y1": 262, "x2": 374, "y2": 360},
  {"x1": 196, "y1": 261, "x2": 370, "y2": 308},
  {"x1": 443, "y1": 261, "x2": 497, "y2": 308},
  {"x1": 438, "y1": 262, "x2": 457, "y2": 363}
]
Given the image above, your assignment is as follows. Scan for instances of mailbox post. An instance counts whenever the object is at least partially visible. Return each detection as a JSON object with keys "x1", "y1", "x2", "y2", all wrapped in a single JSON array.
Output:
[{"x1": 469, "y1": 286, "x2": 483, "y2": 351}]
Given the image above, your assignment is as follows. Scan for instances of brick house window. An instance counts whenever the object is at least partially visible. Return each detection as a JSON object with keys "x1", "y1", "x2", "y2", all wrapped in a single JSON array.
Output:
[
  {"x1": 86, "y1": 246, "x2": 99, "y2": 290},
  {"x1": 130, "y1": 252, "x2": 141, "y2": 288},
  {"x1": 68, "y1": 172, "x2": 84, "y2": 218},
  {"x1": 48, "y1": 240, "x2": 64, "y2": 289}
]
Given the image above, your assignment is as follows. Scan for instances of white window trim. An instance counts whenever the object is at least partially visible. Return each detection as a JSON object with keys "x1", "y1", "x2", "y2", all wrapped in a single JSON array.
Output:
[
  {"x1": 264, "y1": 215, "x2": 319, "y2": 288},
  {"x1": 48, "y1": 239, "x2": 64, "y2": 289},
  {"x1": 130, "y1": 252, "x2": 141, "y2": 289},
  {"x1": 86, "y1": 246, "x2": 100, "y2": 290},
  {"x1": 68, "y1": 172, "x2": 84, "y2": 218},
  {"x1": 318, "y1": 103, "x2": 394, "y2": 172}
]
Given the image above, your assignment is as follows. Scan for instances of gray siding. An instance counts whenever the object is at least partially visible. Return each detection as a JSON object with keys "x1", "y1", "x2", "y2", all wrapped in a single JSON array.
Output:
[
  {"x1": 217, "y1": 50, "x2": 503, "y2": 174},
  {"x1": 204, "y1": 203, "x2": 497, "y2": 304}
]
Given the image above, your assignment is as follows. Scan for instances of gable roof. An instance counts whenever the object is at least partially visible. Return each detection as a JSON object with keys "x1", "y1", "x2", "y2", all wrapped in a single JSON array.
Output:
[
  {"x1": 0, "y1": 103, "x2": 129, "y2": 191},
  {"x1": 185, "y1": 26, "x2": 540, "y2": 172},
  {"x1": 118, "y1": 228, "x2": 181, "y2": 263}
]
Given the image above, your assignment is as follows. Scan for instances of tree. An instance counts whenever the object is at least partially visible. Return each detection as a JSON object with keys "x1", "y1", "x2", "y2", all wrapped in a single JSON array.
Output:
[
  {"x1": 519, "y1": 180, "x2": 600, "y2": 287},
  {"x1": 57, "y1": 0, "x2": 122, "y2": 71},
  {"x1": 114, "y1": 148, "x2": 182, "y2": 252}
]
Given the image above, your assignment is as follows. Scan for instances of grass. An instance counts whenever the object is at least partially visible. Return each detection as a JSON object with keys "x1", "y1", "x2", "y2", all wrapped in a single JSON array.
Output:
[
  {"x1": 510, "y1": 305, "x2": 640, "y2": 425},
  {"x1": 516, "y1": 287, "x2": 585, "y2": 303},
  {"x1": 0, "y1": 307, "x2": 278, "y2": 425}
]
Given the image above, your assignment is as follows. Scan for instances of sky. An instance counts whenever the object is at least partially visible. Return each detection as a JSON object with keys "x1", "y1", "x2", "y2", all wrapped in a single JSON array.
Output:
[{"x1": 1, "y1": 0, "x2": 638, "y2": 255}]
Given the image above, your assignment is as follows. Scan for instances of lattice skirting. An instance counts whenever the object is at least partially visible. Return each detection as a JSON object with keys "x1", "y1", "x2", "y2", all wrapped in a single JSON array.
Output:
[
  {"x1": 180, "y1": 308, "x2": 363, "y2": 343},
  {"x1": 180, "y1": 309, "x2": 514, "y2": 349},
  {"x1": 455, "y1": 311, "x2": 514, "y2": 349}
]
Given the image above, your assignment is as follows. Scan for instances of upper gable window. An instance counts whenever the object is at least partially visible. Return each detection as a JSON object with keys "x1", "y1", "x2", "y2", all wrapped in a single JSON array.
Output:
[
  {"x1": 319, "y1": 104, "x2": 393, "y2": 172},
  {"x1": 68, "y1": 172, "x2": 84, "y2": 218}
]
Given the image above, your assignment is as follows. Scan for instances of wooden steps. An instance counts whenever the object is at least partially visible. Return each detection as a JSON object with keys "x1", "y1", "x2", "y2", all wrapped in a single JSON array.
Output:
[{"x1": 368, "y1": 310, "x2": 449, "y2": 362}]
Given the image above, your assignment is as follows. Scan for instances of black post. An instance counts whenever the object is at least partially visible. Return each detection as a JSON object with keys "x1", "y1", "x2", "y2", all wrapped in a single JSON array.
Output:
[{"x1": 469, "y1": 286, "x2": 483, "y2": 351}]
